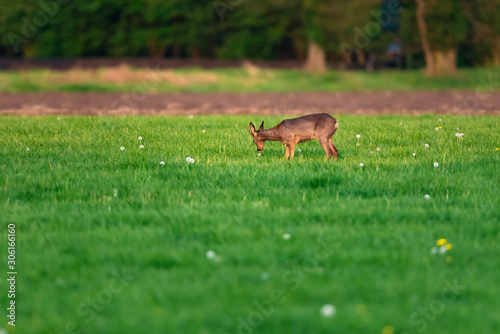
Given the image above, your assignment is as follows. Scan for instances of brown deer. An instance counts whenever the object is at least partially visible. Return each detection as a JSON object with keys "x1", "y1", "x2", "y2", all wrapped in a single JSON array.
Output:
[{"x1": 247, "y1": 113, "x2": 339, "y2": 159}]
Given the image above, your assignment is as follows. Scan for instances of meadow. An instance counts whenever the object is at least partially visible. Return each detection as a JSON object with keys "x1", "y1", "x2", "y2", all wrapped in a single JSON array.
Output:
[
  {"x1": 0, "y1": 114, "x2": 499, "y2": 334},
  {"x1": 0, "y1": 66, "x2": 499, "y2": 93}
]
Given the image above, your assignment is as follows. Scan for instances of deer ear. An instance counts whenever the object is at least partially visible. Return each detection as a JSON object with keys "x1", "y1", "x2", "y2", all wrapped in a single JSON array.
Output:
[
  {"x1": 249, "y1": 122, "x2": 256, "y2": 133},
  {"x1": 258, "y1": 121, "x2": 264, "y2": 131}
]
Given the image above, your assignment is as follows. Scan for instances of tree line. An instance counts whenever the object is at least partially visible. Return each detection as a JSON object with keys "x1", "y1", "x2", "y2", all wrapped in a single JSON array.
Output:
[{"x1": 1, "y1": 0, "x2": 499, "y2": 75}]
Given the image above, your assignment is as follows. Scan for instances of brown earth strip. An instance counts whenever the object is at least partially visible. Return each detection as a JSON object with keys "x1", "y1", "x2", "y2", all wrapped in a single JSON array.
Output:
[{"x1": 0, "y1": 91, "x2": 499, "y2": 116}]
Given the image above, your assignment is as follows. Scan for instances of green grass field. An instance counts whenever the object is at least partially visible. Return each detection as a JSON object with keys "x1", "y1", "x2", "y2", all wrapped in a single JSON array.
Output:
[
  {"x1": 0, "y1": 66, "x2": 499, "y2": 93},
  {"x1": 1, "y1": 115, "x2": 499, "y2": 334}
]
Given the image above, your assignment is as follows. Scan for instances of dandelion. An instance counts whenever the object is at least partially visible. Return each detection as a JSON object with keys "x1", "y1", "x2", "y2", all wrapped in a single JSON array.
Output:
[
  {"x1": 446, "y1": 243, "x2": 452, "y2": 250},
  {"x1": 26, "y1": 147, "x2": 30, "y2": 151},
  {"x1": 120, "y1": 147, "x2": 125, "y2": 151},
  {"x1": 438, "y1": 126, "x2": 442, "y2": 129},
  {"x1": 424, "y1": 144, "x2": 429, "y2": 148},
  {"x1": 356, "y1": 134, "x2": 361, "y2": 139},
  {"x1": 356, "y1": 143, "x2": 360, "y2": 146},
  {"x1": 437, "y1": 238, "x2": 447, "y2": 246},
  {"x1": 320, "y1": 304, "x2": 336, "y2": 318},
  {"x1": 138, "y1": 136, "x2": 142, "y2": 140},
  {"x1": 424, "y1": 194, "x2": 430, "y2": 199},
  {"x1": 382, "y1": 326, "x2": 394, "y2": 334},
  {"x1": 376, "y1": 147, "x2": 380, "y2": 151},
  {"x1": 434, "y1": 162, "x2": 439, "y2": 167},
  {"x1": 139, "y1": 145, "x2": 144, "y2": 149},
  {"x1": 359, "y1": 163, "x2": 364, "y2": 167},
  {"x1": 205, "y1": 250, "x2": 216, "y2": 259},
  {"x1": 282, "y1": 233, "x2": 291, "y2": 240},
  {"x1": 496, "y1": 148, "x2": 499, "y2": 151},
  {"x1": 412, "y1": 153, "x2": 416, "y2": 157},
  {"x1": 160, "y1": 161, "x2": 165, "y2": 165}
]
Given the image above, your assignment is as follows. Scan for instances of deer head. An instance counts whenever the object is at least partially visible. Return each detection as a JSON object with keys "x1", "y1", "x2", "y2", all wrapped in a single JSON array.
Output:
[{"x1": 247, "y1": 121, "x2": 265, "y2": 153}]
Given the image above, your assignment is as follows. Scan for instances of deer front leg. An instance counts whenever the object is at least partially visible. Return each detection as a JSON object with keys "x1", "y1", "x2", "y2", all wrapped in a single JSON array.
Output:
[
  {"x1": 284, "y1": 145, "x2": 290, "y2": 159},
  {"x1": 288, "y1": 143, "x2": 296, "y2": 159}
]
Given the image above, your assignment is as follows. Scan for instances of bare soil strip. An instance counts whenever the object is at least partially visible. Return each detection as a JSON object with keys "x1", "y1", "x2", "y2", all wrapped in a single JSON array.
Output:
[{"x1": 0, "y1": 91, "x2": 498, "y2": 116}]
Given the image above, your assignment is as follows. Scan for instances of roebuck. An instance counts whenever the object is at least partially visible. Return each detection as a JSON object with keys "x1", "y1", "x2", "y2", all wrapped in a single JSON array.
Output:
[{"x1": 247, "y1": 113, "x2": 339, "y2": 159}]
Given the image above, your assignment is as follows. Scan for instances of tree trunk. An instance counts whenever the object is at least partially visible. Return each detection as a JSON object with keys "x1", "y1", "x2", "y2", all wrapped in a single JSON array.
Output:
[
  {"x1": 304, "y1": 41, "x2": 327, "y2": 73},
  {"x1": 415, "y1": 0, "x2": 435, "y2": 76},
  {"x1": 494, "y1": 37, "x2": 500, "y2": 66},
  {"x1": 433, "y1": 49, "x2": 457, "y2": 76},
  {"x1": 415, "y1": 0, "x2": 457, "y2": 76}
]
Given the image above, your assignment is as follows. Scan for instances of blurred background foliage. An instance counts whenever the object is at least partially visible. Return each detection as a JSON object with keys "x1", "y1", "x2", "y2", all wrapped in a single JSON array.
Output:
[{"x1": 0, "y1": 0, "x2": 499, "y2": 70}]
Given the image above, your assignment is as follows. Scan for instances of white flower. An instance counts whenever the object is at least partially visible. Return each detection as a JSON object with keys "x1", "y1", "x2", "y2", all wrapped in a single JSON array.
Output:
[
  {"x1": 57, "y1": 117, "x2": 60, "y2": 120},
  {"x1": 412, "y1": 153, "x2": 416, "y2": 157},
  {"x1": 186, "y1": 157, "x2": 195, "y2": 163},
  {"x1": 139, "y1": 145, "x2": 144, "y2": 149},
  {"x1": 430, "y1": 247, "x2": 438, "y2": 254},
  {"x1": 455, "y1": 133, "x2": 459, "y2": 137},
  {"x1": 439, "y1": 245, "x2": 447, "y2": 254},
  {"x1": 359, "y1": 163, "x2": 364, "y2": 167},
  {"x1": 206, "y1": 250, "x2": 216, "y2": 259},
  {"x1": 26, "y1": 147, "x2": 30, "y2": 151},
  {"x1": 257, "y1": 153, "x2": 261, "y2": 157},
  {"x1": 438, "y1": 118, "x2": 442, "y2": 122},
  {"x1": 376, "y1": 147, "x2": 380, "y2": 151},
  {"x1": 424, "y1": 194, "x2": 430, "y2": 199},
  {"x1": 202, "y1": 129, "x2": 206, "y2": 133},
  {"x1": 435, "y1": 127, "x2": 439, "y2": 131},
  {"x1": 320, "y1": 304, "x2": 336, "y2": 318},
  {"x1": 434, "y1": 162, "x2": 439, "y2": 167},
  {"x1": 460, "y1": 133, "x2": 464, "y2": 137},
  {"x1": 282, "y1": 233, "x2": 291, "y2": 240},
  {"x1": 260, "y1": 272, "x2": 270, "y2": 281},
  {"x1": 160, "y1": 161, "x2": 165, "y2": 165},
  {"x1": 356, "y1": 134, "x2": 361, "y2": 139},
  {"x1": 189, "y1": 158, "x2": 194, "y2": 163},
  {"x1": 120, "y1": 147, "x2": 125, "y2": 151},
  {"x1": 138, "y1": 136, "x2": 142, "y2": 140},
  {"x1": 370, "y1": 151, "x2": 374, "y2": 154},
  {"x1": 356, "y1": 143, "x2": 360, "y2": 146},
  {"x1": 189, "y1": 115, "x2": 194, "y2": 119},
  {"x1": 424, "y1": 144, "x2": 429, "y2": 148},
  {"x1": 298, "y1": 149, "x2": 301, "y2": 153}
]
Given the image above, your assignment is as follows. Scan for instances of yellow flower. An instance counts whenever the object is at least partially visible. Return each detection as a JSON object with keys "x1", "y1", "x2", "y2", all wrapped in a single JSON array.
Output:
[
  {"x1": 496, "y1": 148, "x2": 499, "y2": 151},
  {"x1": 446, "y1": 243, "x2": 452, "y2": 250},
  {"x1": 437, "y1": 238, "x2": 447, "y2": 246},
  {"x1": 382, "y1": 326, "x2": 394, "y2": 334},
  {"x1": 446, "y1": 256, "x2": 452, "y2": 262},
  {"x1": 438, "y1": 126, "x2": 442, "y2": 129}
]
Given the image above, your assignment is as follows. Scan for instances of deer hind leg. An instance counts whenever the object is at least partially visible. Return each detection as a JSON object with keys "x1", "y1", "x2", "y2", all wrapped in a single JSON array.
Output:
[
  {"x1": 319, "y1": 138, "x2": 333, "y2": 159},
  {"x1": 328, "y1": 137, "x2": 338, "y2": 160}
]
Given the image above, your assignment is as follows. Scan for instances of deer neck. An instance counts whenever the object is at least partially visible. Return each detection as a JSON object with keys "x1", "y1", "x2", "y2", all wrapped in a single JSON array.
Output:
[{"x1": 259, "y1": 127, "x2": 280, "y2": 142}]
